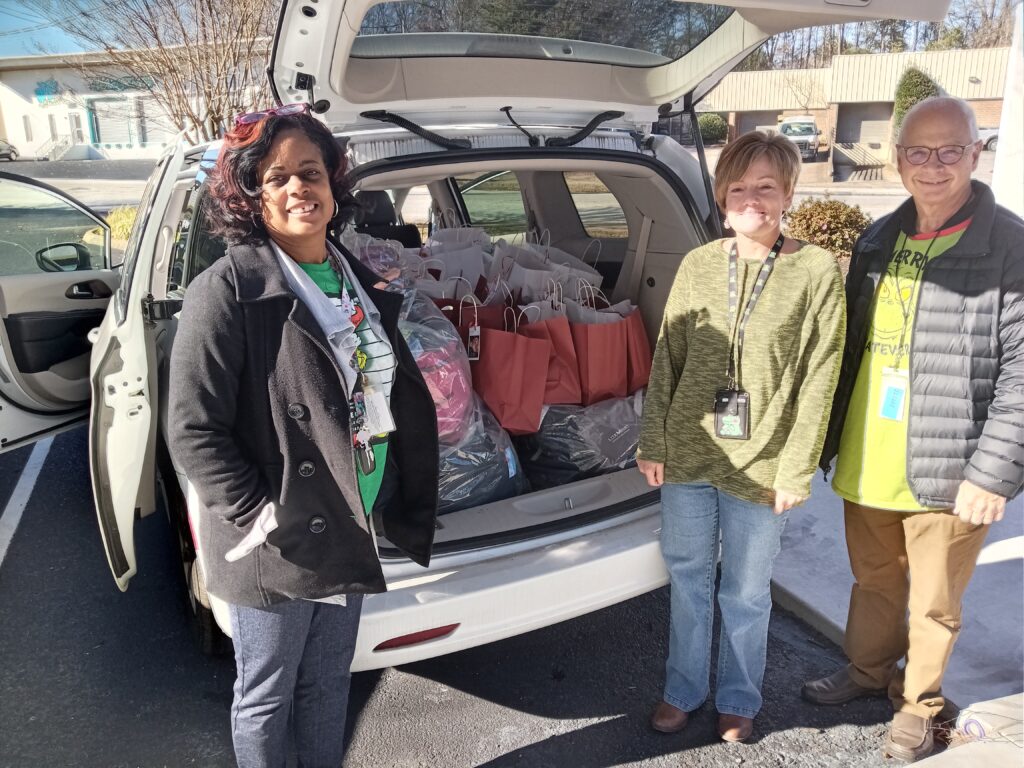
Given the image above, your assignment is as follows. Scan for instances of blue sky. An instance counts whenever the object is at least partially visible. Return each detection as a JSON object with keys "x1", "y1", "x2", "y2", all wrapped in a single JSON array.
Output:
[{"x1": 0, "y1": 3, "x2": 86, "y2": 57}]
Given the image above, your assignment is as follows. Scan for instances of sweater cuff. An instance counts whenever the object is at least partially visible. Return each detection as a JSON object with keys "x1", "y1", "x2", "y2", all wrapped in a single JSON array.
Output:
[{"x1": 636, "y1": 443, "x2": 667, "y2": 464}]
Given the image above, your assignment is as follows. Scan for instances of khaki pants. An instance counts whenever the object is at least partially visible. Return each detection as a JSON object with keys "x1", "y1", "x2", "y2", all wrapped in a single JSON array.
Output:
[{"x1": 842, "y1": 500, "x2": 989, "y2": 718}]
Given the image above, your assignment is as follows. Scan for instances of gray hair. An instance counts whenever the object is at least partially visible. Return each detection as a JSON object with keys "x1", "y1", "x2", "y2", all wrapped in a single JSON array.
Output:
[{"x1": 899, "y1": 96, "x2": 979, "y2": 143}]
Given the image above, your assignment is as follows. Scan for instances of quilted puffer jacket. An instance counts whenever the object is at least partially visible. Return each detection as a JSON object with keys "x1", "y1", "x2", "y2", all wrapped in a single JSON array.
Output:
[{"x1": 821, "y1": 182, "x2": 1024, "y2": 506}]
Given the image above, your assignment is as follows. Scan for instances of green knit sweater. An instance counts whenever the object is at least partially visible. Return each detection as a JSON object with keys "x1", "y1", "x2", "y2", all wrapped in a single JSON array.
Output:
[{"x1": 638, "y1": 239, "x2": 846, "y2": 504}]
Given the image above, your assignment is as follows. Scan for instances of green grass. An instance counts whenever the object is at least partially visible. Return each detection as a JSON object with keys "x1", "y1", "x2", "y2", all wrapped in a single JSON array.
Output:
[{"x1": 105, "y1": 205, "x2": 137, "y2": 241}]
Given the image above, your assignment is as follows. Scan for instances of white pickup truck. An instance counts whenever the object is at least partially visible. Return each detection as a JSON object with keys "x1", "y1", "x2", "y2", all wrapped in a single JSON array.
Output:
[{"x1": 755, "y1": 115, "x2": 823, "y2": 161}]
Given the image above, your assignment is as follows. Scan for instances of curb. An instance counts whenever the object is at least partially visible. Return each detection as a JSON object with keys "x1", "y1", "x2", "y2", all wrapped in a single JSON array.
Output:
[{"x1": 770, "y1": 580, "x2": 845, "y2": 648}]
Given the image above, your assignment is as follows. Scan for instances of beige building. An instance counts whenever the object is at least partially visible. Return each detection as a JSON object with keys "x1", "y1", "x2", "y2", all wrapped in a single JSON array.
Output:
[{"x1": 698, "y1": 47, "x2": 1010, "y2": 174}]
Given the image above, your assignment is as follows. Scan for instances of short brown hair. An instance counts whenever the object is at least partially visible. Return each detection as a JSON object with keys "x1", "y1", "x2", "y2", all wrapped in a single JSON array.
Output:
[{"x1": 712, "y1": 131, "x2": 801, "y2": 211}]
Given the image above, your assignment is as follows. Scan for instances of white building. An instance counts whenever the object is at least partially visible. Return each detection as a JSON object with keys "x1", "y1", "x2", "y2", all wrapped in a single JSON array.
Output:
[{"x1": 0, "y1": 51, "x2": 178, "y2": 160}]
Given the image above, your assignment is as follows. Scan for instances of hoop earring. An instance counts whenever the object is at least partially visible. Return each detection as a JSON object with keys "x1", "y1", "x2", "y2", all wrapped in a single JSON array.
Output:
[{"x1": 333, "y1": 200, "x2": 340, "y2": 219}]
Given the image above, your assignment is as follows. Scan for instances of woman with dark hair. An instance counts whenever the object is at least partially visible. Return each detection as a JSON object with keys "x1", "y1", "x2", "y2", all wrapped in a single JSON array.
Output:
[{"x1": 168, "y1": 104, "x2": 438, "y2": 767}]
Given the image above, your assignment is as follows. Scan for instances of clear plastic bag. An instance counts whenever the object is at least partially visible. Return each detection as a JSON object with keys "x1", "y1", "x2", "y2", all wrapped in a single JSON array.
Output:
[
  {"x1": 438, "y1": 397, "x2": 530, "y2": 515},
  {"x1": 398, "y1": 305, "x2": 474, "y2": 443},
  {"x1": 515, "y1": 391, "x2": 645, "y2": 491}
]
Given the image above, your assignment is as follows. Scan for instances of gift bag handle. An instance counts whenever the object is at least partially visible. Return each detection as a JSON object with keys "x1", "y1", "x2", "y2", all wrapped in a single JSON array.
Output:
[
  {"x1": 544, "y1": 278, "x2": 564, "y2": 310},
  {"x1": 517, "y1": 304, "x2": 542, "y2": 326},
  {"x1": 529, "y1": 227, "x2": 552, "y2": 259},
  {"x1": 495, "y1": 278, "x2": 515, "y2": 305},
  {"x1": 575, "y1": 277, "x2": 597, "y2": 307},
  {"x1": 503, "y1": 305, "x2": 520, "y2": 333},
  {"x1": 582, "y1": 238, "x2": 602, "y2": 267},
  {"x1": 443, "y1": 206, "x2": 464, "y2": 229},
  {"x1": 418, "y1": 257, "x2": 446, "y2": 279},
  {"x1": 458, "y1": 293, "x2": 481, "y2": 327},
  {"x1": 448, "y1": 274, "x2": 475, "y2": 299}
]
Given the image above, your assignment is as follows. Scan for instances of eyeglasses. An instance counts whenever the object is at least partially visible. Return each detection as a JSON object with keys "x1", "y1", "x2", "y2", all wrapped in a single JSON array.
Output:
[
  {"x1": 234, "y1": 102, "x2": 310, "y2": 127},
  {"x1": 897, "y1": 143, "x2": 978, "y2": 166}
]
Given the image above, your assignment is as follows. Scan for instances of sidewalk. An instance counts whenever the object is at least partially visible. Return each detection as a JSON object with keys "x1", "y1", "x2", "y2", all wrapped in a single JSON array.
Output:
[{"x1": 771, "y1": 474, "x2": 1024, "y2": 711}]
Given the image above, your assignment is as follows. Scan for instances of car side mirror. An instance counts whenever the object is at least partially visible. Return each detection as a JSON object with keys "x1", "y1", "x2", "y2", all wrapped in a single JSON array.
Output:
[{"x1": 35, "y1": 242, "x2": 93, "y2": 273}]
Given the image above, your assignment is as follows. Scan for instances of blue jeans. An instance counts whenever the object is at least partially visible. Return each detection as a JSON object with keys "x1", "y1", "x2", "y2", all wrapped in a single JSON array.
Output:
[
  {"x1": 660, "y1": 482, "x2": 789, "y2": 718},
  {"x1": 228, "y1": 596, "x2": 363, "y2": 768}
]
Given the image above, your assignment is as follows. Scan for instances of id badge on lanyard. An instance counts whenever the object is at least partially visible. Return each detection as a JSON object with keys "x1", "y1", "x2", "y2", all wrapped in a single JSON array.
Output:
[{"x1": 879, "y1": 367, "x2": 909, "y2": 422}]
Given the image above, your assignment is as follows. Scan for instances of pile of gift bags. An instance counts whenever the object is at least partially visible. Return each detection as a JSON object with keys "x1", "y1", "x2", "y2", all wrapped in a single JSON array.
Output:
[{"x1": 363, "y1": 224, "x2": 653, "y2": 512}]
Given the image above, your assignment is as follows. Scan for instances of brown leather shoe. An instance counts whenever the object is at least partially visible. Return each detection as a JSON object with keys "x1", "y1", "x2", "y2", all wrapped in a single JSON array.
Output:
[
  {"x1": 801, "y1": 666, "x2": 888, "y2": 706},
  {"x1": 883, "y1": 712, "x2": 935, "y2": 763},
  {"x1": 717, "y1": 713, "x2": 754, "y2": 743},
  {"x1": 650, "y1": 701, "x2": 689, "y2": 733}
]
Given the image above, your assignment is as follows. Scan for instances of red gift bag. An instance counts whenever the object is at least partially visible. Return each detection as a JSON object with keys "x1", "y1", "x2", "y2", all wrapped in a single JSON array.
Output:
[
  {"x1": 623, "y1": 309, "x2": 652, "y2": 393},
  {"x1": 520, "y1": 315, "x2": 582, "y2": 405},
  {"x1": 570, "y1": 321, "x2": 628, "y2": 405},
  {"x1": 455, "y1": 298, "x2": 513, "y2": 349},
  {"x1": 470, "y1": 320, "x2": 550, "y2": 435}
]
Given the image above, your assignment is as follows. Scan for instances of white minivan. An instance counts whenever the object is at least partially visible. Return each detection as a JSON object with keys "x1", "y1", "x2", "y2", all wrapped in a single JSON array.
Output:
[{"x1": 0, "y1": 0, "x2": 948, "y2": 669}]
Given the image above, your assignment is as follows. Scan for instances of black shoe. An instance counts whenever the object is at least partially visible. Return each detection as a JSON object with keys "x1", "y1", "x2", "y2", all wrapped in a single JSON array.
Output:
[{"x1": 801, "y1": 667, "x2": 887, "y2": 706}]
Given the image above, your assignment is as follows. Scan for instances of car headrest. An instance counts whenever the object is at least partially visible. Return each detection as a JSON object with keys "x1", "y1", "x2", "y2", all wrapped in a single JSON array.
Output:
[{"x1": 354, "y1": 191, "x2": 397, "y2": 226}]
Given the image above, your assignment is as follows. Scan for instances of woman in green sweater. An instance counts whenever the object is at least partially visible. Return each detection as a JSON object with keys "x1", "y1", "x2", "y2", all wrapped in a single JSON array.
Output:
[{"x1": 638, "y1": 132, "x2": 846, "y2": 743}]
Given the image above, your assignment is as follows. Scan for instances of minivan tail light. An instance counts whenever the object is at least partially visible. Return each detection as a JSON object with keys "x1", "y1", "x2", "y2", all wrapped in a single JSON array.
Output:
[{"x1": 373, "y1": 623, "x2": 460, "y2": 651}]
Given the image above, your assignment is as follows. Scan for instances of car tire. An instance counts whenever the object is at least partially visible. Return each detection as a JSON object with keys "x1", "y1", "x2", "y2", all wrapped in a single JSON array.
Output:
[
  {"x1": 986, "y1": 137, "x2": 998, "y2": 151},
  {"x1": 157, "y1": 451, "x2": 230, "y2": 657},
  {"x1": 8, "y1": 150, "x2": 17, "y2": 161}
]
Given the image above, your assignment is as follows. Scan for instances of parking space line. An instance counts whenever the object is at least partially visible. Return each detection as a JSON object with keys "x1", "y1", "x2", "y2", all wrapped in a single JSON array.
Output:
[{"x1": 0, "y1": 437, "x2": 53, "y2": 571}]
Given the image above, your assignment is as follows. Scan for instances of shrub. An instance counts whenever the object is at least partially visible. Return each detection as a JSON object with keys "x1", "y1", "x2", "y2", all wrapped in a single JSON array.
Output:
[
  {"x1": 697, "y1": 113, "x2": 728, "y2": 144},
  {"x1": 785, "y1": 196, "x2": 872, "y2": 261},
  {"x1": 105, "y1": 205, "x2": 138, "y2": 241},
  {"x1": 893, "y1": 67, "x2": 941, "y2": 134}
]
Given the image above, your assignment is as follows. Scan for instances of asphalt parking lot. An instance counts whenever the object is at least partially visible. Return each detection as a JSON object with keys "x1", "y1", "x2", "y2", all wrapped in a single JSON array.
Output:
[{"x1": 0, "y1": 428, "x2": 911, "y2": 768}]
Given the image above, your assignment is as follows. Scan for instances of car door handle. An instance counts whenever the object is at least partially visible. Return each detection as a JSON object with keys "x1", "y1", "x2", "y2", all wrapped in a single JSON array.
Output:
[{"x1": 66, "y1": 281, "x2": 113, "y2": 300}]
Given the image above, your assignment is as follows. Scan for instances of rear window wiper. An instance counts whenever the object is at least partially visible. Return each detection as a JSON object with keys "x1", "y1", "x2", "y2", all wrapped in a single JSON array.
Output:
[{"x1": 360, "y1": 110, "x2": 472, "y2": 151}]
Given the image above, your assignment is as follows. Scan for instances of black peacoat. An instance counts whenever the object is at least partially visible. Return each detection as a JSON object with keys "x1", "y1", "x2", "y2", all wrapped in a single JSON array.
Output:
[{"x1": 168, "y1": 240, "x2": 439, "y2": 607}]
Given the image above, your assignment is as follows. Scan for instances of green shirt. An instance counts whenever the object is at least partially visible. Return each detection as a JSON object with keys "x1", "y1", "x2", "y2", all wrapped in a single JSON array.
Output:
[
  {"x1": 297, "y1": 260, "x2": 390, "y2": 514},
  {"x1": 638, "y1": 240, "x2": 846, "y2": 504},
  {"x1": 832, "y1": 220, "x2": 971, "y2": 511}
]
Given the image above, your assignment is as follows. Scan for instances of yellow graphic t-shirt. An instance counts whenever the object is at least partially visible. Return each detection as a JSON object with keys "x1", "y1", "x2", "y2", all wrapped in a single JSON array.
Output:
[{"x1": 832, "y1": 220, "x2": 971, "y2": 511}]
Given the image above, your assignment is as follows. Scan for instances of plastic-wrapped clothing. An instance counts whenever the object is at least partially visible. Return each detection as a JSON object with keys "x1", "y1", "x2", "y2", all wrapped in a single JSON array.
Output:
[
  {"x1": 398, "y1": 293, "x2": 474, "y2": 443},
  {"x1": 516, "y1": 392, "x2": 645, "y2": 491},
  {"x1": 438, "y1": 398, "x2": 530, "y2": 515}
]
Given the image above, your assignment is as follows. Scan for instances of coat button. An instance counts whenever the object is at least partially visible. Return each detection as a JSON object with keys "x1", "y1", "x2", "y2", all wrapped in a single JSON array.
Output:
[
  {"x1": 298, "y1": 461, "x2": 316, "y2": 477},
  {"x1": 287, "y1": 403, "x2": 306, "y2": 420},
  {"x1": 308, "y1": 516, "x2": 327, "y2": 534}
]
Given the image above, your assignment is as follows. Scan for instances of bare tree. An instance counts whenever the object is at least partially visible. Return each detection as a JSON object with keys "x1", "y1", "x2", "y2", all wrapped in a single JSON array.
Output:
[
  {"x1": 37, "y1": 0, "x2": 277, "y2": 143},
  {"x1": 783, "y1": 69, "x2": 827, "y2": 111}
]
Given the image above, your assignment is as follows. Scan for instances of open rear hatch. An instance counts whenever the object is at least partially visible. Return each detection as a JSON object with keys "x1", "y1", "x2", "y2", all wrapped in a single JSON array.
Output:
[{"x1": 270, "y1": 0, "x2": 950, "y2": 135}]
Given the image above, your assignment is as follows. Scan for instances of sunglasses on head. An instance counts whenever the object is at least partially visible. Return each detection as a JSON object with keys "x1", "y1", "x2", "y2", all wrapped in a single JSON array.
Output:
[{"x1": 234, "y1": 102, "x2": 311, "y2": 127}]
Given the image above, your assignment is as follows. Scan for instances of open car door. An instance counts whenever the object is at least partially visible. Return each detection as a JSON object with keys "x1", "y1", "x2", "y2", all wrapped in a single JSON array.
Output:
[
  {"x1": 89, "y1": 142, "x2": 183, "y2": 591},
  {"x1": 0, "y1": 173, "x2": 116, "y2": 452}
]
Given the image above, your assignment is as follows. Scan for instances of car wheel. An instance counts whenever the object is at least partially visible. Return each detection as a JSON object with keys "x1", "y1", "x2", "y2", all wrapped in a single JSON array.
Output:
[
  {"x1": 157, "y1": 455, "x2": 230, "y2": 657},
  {"x1": 9, "y1": 150, "x2": 17, "y2": 161},
  {"x1": 986, "y1": 137, "x2": 998, "y2": 151}
]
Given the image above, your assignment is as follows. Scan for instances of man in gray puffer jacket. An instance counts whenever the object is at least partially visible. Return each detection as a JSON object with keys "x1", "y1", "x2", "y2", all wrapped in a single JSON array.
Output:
[{"x1": 803, "y1": 97, "x2": 1023, "y2": 763}]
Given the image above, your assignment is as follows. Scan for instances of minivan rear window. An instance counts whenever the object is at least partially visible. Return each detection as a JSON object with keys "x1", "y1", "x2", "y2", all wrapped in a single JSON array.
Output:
[{"x1": 356, "y1": 1, "x2": 733, "y2": 67}]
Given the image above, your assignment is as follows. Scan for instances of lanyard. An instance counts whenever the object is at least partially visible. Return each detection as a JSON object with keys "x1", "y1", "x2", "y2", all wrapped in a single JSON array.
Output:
[
  {"x1": 727, "y1": 234, "x2": 785, "y2": 388},
  {"x1": 890, "y1": 231, "x2": 938, "y2": 370}
]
